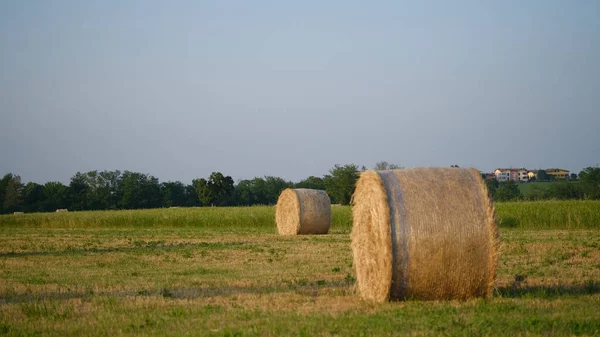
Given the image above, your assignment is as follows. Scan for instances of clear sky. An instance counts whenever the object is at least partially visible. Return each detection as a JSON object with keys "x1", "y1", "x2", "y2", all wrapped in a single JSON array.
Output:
[{"x1": 1, "y1": 1, "x2": 599, "y2": 184}]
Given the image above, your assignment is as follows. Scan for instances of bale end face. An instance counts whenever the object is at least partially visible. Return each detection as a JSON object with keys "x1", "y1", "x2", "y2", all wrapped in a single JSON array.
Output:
[
  {"x1": 276, "y1": 189, "x2": 301, "y2": 235},
  {"x1": 350, "y1": 171, "x2": 394, "y2": 302}
]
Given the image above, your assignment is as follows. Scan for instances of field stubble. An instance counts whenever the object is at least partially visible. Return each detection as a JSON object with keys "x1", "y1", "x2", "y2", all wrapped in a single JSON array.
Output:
[{"x1": 0, "y1": 202, "x2": 599, "y2": 336}]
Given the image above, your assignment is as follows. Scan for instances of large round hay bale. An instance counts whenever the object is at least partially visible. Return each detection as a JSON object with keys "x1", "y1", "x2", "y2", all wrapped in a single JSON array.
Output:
[
  {"x1": 276, "y1": 188, "x2": 331, "y2": 235},
  {"x1": 351, "y1": 167, "x2": 498, "y2": 302}
]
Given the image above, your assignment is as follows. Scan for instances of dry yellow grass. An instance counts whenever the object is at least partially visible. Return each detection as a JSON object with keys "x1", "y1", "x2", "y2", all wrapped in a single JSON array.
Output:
[{"x1": 0, "y1": 226, "x2": 599, "y2": 336}]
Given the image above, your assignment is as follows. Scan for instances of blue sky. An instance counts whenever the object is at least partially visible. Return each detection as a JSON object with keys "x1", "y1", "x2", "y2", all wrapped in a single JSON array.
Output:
[{"x1": 1, "y1": 1, "x2": 599, "y2": 183}]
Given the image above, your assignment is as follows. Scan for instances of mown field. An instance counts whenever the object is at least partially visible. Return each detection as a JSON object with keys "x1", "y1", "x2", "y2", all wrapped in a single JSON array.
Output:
[{"x1": 1, "y1": 201, "x2": 599, "y2": 336}]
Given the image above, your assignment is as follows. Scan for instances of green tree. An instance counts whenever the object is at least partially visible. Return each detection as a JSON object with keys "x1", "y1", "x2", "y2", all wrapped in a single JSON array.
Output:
[
  {"x1": 193, "y1": 172, "x2": 235, "y2": 206},
  {"x1": 0, "y1": 173, "x2": 12, "y2": 213},
  {"x1": 43, "y1": 182, "x2": 68, "y2": 211},
  {"x1": 536, "y1": 170, "x2": 550, "y2": 182},
  {"x1": 65, "y1": 170, "x2": 123, "y2": 211},
  {"x1": 2, "y1": 174, "x2": 24, "y2": 213},
  {"x1": 161, "y1": 181, "x2": 187, "y2": 207},
  {"x1": 234, "y1": 179, "x2": 257, "y2": 206},
  {"x1": 545, "y1": 182, "x2": 584, "y2": 200},
  {"x1": 68, "y1": 172, "x2": 91, "y2": 210},
  {"x1": 484, "y1": 178, "x2": 499, "y2": 197},
  {"x1": 494, "y1": 181, "x2": 521, "y2": 201},
  {"x1": 263, "y1": 176, "x2": 292, "y2": 204},
  {"x1": 83, "y1": 171, "x2": 101, "y2": 209},
  {"x1": 295, "y1": 176, "x2": 326, "y2": 190},
  {"x1": 324, "y1": 164, "x2": 359, "y2": 205},
  {"x1": 525, "y1": 185, "x2": 547, "y2": 201},
  {"x1": 97, "y1": 170, "x2": 122, "y2": 210},
  {"x1": 374, "y1": 161, "x2": 401, "y2": 170},
  {"x1": 23, "y1": 182, "x2": 46, "y2": 212},
  {"x1": 193, "y1": 178, "x2": 211, "y2": 206},
  {"x1": 118, "y1": 171, "x2": 162, "y2": 209},
  {"x1": 569, "y1": 173, "x2": 578, "y2": 180},
  {"x1": 579, "y1": 167, "x2": 600, "y2": 199},
  {"x1": 184, "y1": 184, "x2": 199, "y2": 207},
  {"x1": 233, "y1": 176, "x2": 292, "y2": 206},
  {"x1": 249, "y1": 177, "x2": 269, "y2": 204}
]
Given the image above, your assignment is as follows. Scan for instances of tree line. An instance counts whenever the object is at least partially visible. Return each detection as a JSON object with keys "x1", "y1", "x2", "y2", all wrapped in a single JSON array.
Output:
[
  {"x1": 485, "y1": 167, "x2": 600, "y2": 202},
  {"x1": 1, "y1": 164, "x2": 599, "y2": 214},
  {"x1": 0, "y1": 164, "x2": 362, "y2": 214}
]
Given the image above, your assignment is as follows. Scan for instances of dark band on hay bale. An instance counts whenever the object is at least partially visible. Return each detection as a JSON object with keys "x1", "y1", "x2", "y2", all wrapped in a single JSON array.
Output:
[
  {"x1": 276, "y1": 188, "x2": 331, "y2": 235},
  {"x1": 351, "y1": 167, "x2": 498, "y2": 302}
]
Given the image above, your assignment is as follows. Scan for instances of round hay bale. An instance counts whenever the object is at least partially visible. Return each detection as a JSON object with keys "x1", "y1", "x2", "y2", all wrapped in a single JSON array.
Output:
[
  {"x1": 351, "y1": 167, "x2": 498, "y2": 302},
  {"x1": 276, "y1": 188, "x2": 331, "y2": 235}
]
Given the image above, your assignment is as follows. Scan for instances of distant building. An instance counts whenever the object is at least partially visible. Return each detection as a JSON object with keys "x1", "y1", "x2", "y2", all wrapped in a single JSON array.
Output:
[
  {"x1": 517, "y1": 169, "x2": 529, "y2": 182},
  {"x1": 528, "y1": 168, "x2": 570, "y2": 180},
  {"x1": 545, "y1": 168, "x2": 569, "y2": 180},
  {"x1": 494, "y1": 168, "x2": 529, "y2": 182},
  {"x1": 494, "y1": 169, "x2": 510, "y2": 182},
  {"x1": 483, "y1": 173, "x2": 496, "y2": 180},
  {"x1": 527, "y1": 170, "x2": 539, "y2": 180}
]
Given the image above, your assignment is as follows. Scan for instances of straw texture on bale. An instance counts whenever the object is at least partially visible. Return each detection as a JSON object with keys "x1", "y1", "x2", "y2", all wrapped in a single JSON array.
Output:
[
  {"x1": 276, "y1": 188, "x2": 331, "y2": 235},
  {"x1": 351, "y1": 167, "x2": 498, "y2": 302}
]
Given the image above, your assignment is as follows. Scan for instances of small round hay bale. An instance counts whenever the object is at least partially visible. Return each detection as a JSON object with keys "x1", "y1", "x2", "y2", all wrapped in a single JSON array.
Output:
[
  {"x1": 351, "y1": 167, "x2": 498, "y2": 302},
  {"x1": 276, "y1": 188, "x2": 331, "y2": 235}
]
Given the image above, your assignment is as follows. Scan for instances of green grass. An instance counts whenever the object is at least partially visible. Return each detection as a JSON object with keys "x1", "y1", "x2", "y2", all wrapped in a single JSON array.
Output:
[
  {"x1": 0, "y1": 227, "x2": 599, "y2": 336},
  {"x1": 0, "y1": 200, "x2": 599, "y2": 336},
  {"x1": 0, "y1": 207, "x2": 276, "y2": 231},
  {"x1": 0, "y1": 205, "x2": 355, "y2": 233},
  {"x1": 2, "y1": 200, "x2": 599, "y2": 230},
  {"x1": 518, "y1": 182, "x2": 554, "y2": 196},
  {"x1": 495, "y1": 200, "x2": 600, "y2": 229}
]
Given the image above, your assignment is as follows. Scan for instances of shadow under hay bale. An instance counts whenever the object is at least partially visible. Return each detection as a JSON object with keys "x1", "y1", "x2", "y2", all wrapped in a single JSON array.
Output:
[
  {"x1": 276, "y1": 188, "x2": 331, "y2": 235},
  {"x1": 351, "y1": 167, "x2": 498, "y2": 302}
]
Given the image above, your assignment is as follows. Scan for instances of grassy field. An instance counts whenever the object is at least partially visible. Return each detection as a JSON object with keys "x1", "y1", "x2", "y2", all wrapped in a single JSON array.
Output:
[
  {"x1": 1, "y1": 201, "x2": 599, "y2": 336},
  {"x1": 495, "y1": 200, "x2": 600, "y2": 229},
  {"x1": 518, "y1": 182, "x2": 554, "y2": 197},
  {"x1": 1, "y1": 200, "x2": 599, "y2": 230}
]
